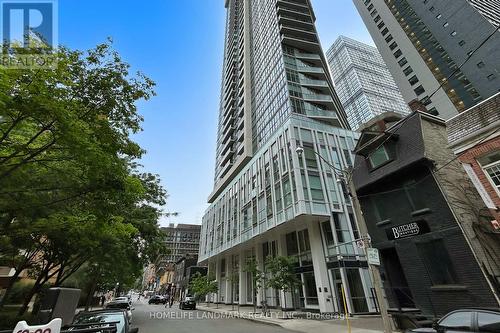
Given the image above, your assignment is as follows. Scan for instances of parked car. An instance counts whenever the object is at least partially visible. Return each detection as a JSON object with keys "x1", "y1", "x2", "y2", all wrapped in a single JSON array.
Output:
[
  {"x1": 148, "y1": 295, "x2": 166, "y2": 304},
  {"x1": 72, "y1": 309, "x2": 139, "y2": 333},
  {"x1": 406, "y1": 308, "x2": 500, "y2": 333},
  {"x1": 179, "y1": 295, "x2": 196, "y2": 310},
  {"x1": 105, "y1": 300, "x2": 134, "y2": 323},
  {"x1": 115, "y1": 296, "x2": 132, "y2": 306}
]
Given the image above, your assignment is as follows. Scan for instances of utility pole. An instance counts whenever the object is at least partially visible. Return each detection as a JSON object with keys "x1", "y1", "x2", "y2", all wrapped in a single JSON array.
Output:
[{"x1": 346, "y1": 171, "x2": 393, "y2": 333}]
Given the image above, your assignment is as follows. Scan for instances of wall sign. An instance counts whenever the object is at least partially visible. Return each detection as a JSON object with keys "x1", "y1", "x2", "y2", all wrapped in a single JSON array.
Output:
[{"x1": 386, "y1": 220, "x2": 430, "y2": 240}]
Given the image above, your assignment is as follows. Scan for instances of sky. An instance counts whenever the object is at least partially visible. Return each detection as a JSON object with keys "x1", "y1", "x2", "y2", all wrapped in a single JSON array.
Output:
[{"x1": 58, "y1": 0, "x2": 374, "y2": 227}]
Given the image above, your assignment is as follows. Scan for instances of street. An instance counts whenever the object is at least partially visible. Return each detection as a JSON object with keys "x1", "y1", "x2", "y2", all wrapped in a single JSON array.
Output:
[{"x1": 132, "y1": 300, "x2": 296, "y2": 333}]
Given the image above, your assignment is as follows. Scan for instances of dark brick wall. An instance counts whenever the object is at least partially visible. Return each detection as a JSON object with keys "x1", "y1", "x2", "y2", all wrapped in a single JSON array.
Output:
[{"x1": 358, "y1": 163, "x2": 498, "y2": 316}]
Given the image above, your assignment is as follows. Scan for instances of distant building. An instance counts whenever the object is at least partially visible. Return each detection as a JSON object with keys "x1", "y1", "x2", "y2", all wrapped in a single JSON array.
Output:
[
  {"x1": 352, "y1": 111, "x2": 499, "y2": 322},
  {"x1": 353, "y1": 0, "x2": 500, "y2": 119},
  {"x1": 161, "y1": 223, "x2": 201, "y2": 263},
  {"x1": 151, "y1": 223, "x2": 201, "y2": 292},
  {"x1": 173, "y1": 255, "x2": 200, "y2": 300},
  {"x1": 327, "y1": 36, "x2": 410, "y2": 130}
]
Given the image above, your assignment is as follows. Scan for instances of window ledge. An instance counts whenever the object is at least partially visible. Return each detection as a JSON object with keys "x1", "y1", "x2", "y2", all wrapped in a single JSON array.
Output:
[
  {"x1": 376, "y1": 219, "x2": 392, "y2": 227},
  {"x1": 430, "y1": 285, "x2": 467, "y2": 291},
  {"x1": 411, "y1": 208, "x2": 432, "y2": 217}
]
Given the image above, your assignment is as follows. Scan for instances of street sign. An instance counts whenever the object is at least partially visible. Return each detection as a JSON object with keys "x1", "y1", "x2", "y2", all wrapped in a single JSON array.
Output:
[
  {"x1": 356, "y1": 239, "x2": 365, "y2": 249},
  {"x1": 367, "y1": 247, "x2": 380, "y2": 266},
  {"x1": 13, "y1": 318, "x2": 61, "y2": 333}
]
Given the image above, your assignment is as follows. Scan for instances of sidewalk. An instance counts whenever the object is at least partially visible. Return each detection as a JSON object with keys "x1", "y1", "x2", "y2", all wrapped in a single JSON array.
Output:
[{"x1": 197, "y1": 303, "x2": 387, "y2": 333}]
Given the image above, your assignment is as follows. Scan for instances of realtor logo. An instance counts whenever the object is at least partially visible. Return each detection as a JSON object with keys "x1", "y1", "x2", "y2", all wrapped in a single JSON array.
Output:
[
  {"x1": 1, "y1": 0, "x2": 57, "y2": 49},
  {"x1": 0, "y1": 0, "x2": 57, "y2": 68}
]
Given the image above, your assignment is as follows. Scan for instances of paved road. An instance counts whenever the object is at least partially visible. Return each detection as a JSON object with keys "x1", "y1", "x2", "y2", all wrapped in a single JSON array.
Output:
[{"x1": 131, "y1": 299, "x2": 295, "y2": 333}]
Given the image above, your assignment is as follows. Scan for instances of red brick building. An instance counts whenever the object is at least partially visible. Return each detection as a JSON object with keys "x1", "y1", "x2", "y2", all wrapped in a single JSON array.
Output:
[{"x1": 447, "y1": 92, "x2": 500, "y2": 229}]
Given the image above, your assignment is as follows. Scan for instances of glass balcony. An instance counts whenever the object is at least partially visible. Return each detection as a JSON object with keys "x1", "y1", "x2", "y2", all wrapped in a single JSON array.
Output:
[
  {"x1": 299, "y1": 76, "x2": 328, "y2": 87},
  {"x1": 302, "y1": 93, "x2": 333, "y2": 102}
]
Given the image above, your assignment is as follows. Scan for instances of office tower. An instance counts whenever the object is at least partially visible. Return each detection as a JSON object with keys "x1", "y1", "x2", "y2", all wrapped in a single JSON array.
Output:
[
  {"x1": 327, "y1": 36, "x2": 411, "y2": 130},
  {"x1": 353, "y1": 0, "x2": 500, "y2": 119},
  {"x1": 200, "y1": 0, "x2": 378, "y2": 314}
]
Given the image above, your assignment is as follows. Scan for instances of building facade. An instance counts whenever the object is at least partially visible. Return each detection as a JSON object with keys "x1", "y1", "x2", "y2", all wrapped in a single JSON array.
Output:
[
  {"x1": 352, "y1": 111, "x2": 499, "y2": 319},
  {"x1": 447, "y1": 92, "x2": 500, "y2": 289},
  {"x1": 353, "y1": 0, "x2": 500, "y2": 119},
  {"x1": 200, "y1": 0, "x2": 379, "y2": 314},
  {"x1": 160, "y1": 223, "x2": 201, "y2": 264},
  {"x1": 327, "y1": 36, "x2": 410, "y2": 130}
]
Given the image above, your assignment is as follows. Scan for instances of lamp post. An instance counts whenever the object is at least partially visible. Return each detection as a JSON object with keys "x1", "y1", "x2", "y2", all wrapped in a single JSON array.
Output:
[{"x1": 296, "y1": 146, "x2": 392, "y2": 333}]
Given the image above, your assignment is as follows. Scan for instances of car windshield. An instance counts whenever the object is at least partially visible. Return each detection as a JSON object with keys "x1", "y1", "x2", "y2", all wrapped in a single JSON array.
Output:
[
  {"x1": 106, "y1": 302, "x2": 129, "y2": 309},
  {"x1": 74, "y1": 313, "x2": 125, "y2": 333}
]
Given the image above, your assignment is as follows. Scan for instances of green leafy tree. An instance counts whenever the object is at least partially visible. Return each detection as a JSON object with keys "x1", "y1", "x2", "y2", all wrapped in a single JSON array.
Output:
[
  {"x1": 265, "y1": 256, "x2": 302, "y2": 316},
  {"x1": 0, "y1": 41, "x2": 167, "y2": 316},
  {"x1": 243, "y1": 258, "x2": 264, "y2": 313}
]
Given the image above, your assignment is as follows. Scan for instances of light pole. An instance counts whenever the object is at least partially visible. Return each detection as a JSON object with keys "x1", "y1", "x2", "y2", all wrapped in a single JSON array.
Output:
[{"x1": 296, "y1": 146, "x2": 392, "y2": 333}]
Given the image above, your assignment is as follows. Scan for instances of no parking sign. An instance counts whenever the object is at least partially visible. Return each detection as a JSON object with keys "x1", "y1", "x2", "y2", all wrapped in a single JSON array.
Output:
[{"x1": 12, "y1": 318, "x2": 61, "y2": 333}]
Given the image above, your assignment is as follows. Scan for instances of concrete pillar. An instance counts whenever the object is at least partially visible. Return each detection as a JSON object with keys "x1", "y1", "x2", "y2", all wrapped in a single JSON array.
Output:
[
  {"x1": 238, "y1": 250, "x2": 246, "y2": 305},
  {"x1": 255, "y1": 242, "x2": 264, "y2": 308},
  {"x1": 225, "y1": 254, "x2": 232, "y2": 304},
  {"x1": 215, "y1": 256, "x2": 221, "y2": 303},
  {"x1": 307, "y1": 220, "x2": 335, "y2": 313},
  {"x1": 277, "y1": 233, "x2": 293, "y2": 309}
]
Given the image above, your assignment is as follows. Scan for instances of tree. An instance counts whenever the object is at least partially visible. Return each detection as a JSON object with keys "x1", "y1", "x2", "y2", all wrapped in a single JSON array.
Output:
[
  {"x1": 0, "y1": 41, "x2": 167, "y2": 316},
  {"x1": 189, "y1": 272, "x2": 218, "y2": 307},
  {"x1": 243, "y1": 258, "x2": 263, "y2": 314},
  {"x1": 265, "y1": 256, "x2": 302, "y2": 317},
  {"x1": 226, "y1": 269, "x2": 239, "y2": 311}
]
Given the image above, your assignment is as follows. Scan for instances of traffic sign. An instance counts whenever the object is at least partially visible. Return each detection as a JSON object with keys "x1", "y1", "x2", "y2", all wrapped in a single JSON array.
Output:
[{"x1": 367, "y1": 247, "x2": 380, "y2": 266}]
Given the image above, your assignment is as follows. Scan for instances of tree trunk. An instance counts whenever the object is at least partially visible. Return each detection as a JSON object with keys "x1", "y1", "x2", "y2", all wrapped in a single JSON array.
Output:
[
  {"x1": 85, "y1": 280, "x2": 98, "y2": 311},
  {"x1": 18, "y1": 276, "x2": 44, "y2": 316}
]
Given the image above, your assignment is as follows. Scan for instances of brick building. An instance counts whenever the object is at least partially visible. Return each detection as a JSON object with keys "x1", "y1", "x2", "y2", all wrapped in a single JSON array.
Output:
[
  {"x1": 447, "y1": 92, "x2": 500, "y2": 224},
  {"x1": 352, "y1": 111, "x2": 499, "y2": 321}
]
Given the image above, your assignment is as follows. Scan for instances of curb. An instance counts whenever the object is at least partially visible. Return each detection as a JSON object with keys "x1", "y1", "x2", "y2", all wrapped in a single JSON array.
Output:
[{"x1": 197, "y1": 305, "x2": 292, "y2": 329}]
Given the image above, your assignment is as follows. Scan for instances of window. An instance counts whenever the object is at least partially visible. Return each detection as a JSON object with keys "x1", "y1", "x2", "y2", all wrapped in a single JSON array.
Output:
[
  {"x1": 478, "y1": 151, "x2": 500, "y2": 194},
  {"x1": 478, "y1": 311, "x2": 500, "y2": 332},
  {"x1": 377, "y1": 21, "x2": 385, "y2": 29},
  {"x1": 398, "y1": 57, "x2": 408, "y2": 67},
  {"x1": 403, "y1": 66, "x2": 413, "y2": 76},
  {"x1": 408, "y1": 75, "x2": 419, "y2": 85},
  {"x1": 414, "y1": 85, "x2": 425, "y2": 95},
  {"x1": 381, "y1": 27, "x2": 389, "y2": 35},
  {"x1": 367, "y1": 145, "x2": 390, "y2": 169},
  {"x1": 286, "y1": 232, "x2": 299, "y2": 255},
  {"x1": 367, "y1": 3, "x2": 373, "y2": 11},
  {"x1": 427, "y1": 107, "x2": 439, "y2": 115},
  {"x1": 487, "y1": 74, "x2": 496, "y2": 81},
  {"x1": 394, "y1": 49, "x2": 402, "y2": 58},
  {"x1": 374, "y1": 15, "x2": 381, "y2": 22},
  {"x1": 436, "y1": 14, "x2": 442, "y2": 19},
  {"x1": 308, "y1": 174, "x2": 324, "y2": 201},
  {"x1": 439, "y1": 312, "x2": 472, "y2": 330},
  {"x1": 389, "y1": 41, "x2": 398, "y2": 50},
  {"x1": 385, "y1": 34, "x2": 393, "y2": 43},
  {"x1": 443, "y1": 22, "x2": 449, "y2": 28},
  {"x1": 423, "y1": 0, "x2": 428, "y2": 3},
  {"x1": 429, "y1": 6, "x2": 435, "y2": 12},
  {"x1": 458, "y1": 40, "x2": 466, "y2": 46},
  {"x1": 417, "y1": 239, "x2": 458, "y2": 285},
  {"x1": 450, "y1": 31, "x2": 457, "y2": 36}
]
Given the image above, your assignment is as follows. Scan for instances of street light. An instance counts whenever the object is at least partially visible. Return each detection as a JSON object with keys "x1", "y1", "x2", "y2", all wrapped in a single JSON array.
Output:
[{"x1": 296, "y1": 145, "x2": 393, "y2": 333}]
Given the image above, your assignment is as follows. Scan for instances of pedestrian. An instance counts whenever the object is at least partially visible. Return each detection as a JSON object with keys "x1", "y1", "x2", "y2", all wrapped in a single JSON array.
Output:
[
  {"x1": 169, "y1": 294, "x2": 174, "y2": 308},
  {"x1": 100, "y1": 295, "x2": 105, "y2": 307},
  {"x1": 164, "y1": 293, "x2": 170, "y2": 308}
]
